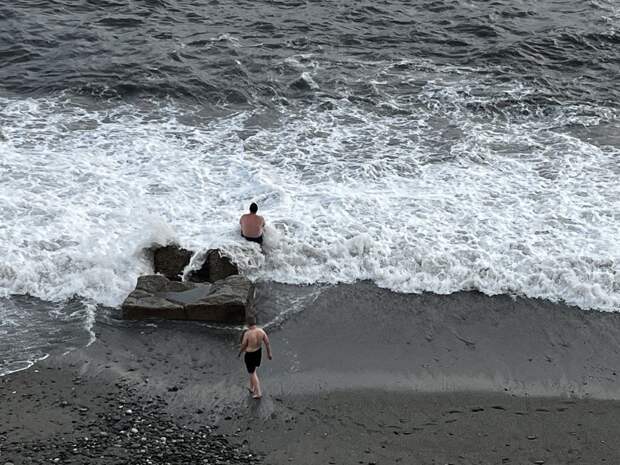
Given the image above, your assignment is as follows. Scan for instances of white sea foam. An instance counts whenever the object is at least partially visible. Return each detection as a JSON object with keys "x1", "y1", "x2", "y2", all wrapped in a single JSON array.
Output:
[
  {"x1": 0, "y1": 354, "x2": 49, "y2": 378},
  {"x1": 0, "y1": 72, "x2": 619, "y2": 312}
]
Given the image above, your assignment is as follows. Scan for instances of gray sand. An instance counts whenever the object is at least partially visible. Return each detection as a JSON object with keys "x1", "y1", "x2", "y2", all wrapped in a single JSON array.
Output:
[{"x1": 3, "y1": 282, "x2": 620, "y2": 464}]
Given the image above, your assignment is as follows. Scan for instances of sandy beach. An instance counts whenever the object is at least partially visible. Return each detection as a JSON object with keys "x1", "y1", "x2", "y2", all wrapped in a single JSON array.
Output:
[
  {"x1": 3, "y1": 282, "x2": 620, "y2": 464},
  {"x1": 3, "y1": 0, "x2": 619, "y2": 463}
]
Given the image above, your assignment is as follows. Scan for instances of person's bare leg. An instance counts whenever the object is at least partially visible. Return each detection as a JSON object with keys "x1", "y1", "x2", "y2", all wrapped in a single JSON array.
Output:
[
  {"x1": 248, "y1": 372, "x2": 257, "y2": 394},
  {"x1": 252, "y1": 371, "x2": 262, "y2": 399}
]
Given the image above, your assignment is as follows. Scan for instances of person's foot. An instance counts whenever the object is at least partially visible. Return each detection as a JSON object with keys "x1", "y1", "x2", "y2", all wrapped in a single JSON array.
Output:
[
  {"x1": 252, "y1": 393, "x2": 262, "y2": 399},
  {"x1": 247, "y1": 387, "x2": 255, "y2": 394}
]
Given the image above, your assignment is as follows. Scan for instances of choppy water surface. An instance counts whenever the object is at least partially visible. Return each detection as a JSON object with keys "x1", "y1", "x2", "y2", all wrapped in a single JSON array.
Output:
[{"x1": 1, "y1": 0, "x2": 619, "y2": 374}]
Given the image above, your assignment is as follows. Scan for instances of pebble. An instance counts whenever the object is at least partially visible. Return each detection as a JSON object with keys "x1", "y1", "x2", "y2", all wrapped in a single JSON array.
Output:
[{"x1": 2, "y1": 387, "x2": 261, "y2": 465}]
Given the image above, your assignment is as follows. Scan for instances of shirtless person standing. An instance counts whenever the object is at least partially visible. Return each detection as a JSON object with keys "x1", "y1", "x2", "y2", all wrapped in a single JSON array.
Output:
[
  {"x1": 238, "y1": 317, "x2": 272, "y2": 399},
  {"x1": 239, "y1": 202, "x2": 265, "y2": 245}
]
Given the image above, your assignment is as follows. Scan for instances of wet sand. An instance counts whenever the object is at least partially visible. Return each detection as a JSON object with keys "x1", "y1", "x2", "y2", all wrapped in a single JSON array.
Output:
[{"x1": 3, "y1": 282, "x2": 620, "y2": 464}]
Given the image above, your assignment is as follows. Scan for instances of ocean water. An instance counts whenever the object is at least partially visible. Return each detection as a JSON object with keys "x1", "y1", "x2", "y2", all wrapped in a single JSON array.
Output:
[{"x1": 1, "y1": 0, "x2": 619, "y2": 375}]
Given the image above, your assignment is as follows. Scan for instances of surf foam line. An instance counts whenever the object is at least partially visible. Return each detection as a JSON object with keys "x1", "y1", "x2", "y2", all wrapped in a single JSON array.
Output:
[
  {"x1": 0, "y1": 77, "x2": 618, "y2": 311},
  {"x1": 0, "y1": 353, "x2": 49, "y2": 378}
]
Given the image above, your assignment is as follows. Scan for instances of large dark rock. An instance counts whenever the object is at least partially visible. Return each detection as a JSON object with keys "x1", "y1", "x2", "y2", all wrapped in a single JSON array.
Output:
[
  {"x1": 185, "y1": 275, "x2": 255, "y2": 322},
  {"x1": 151, "y1": 245, "x2": 192, "y2": 281},
  {"x1": 206, "y1": 249, "x2": 239, "y2": 282},
  {"x1": 188, "y1": 249, "x2": 239, "y2": 283},
  {"x1": 121, "y1": 274, "x2": 254, "y2": 323},
  {"x1": 121, "y1": 275, "x2": 192, "y2": 320}
]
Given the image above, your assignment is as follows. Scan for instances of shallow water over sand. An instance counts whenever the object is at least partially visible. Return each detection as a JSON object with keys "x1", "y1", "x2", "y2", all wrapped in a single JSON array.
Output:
[{"x1": 1, "y1": 0, "x2": 619, "y2": 373}]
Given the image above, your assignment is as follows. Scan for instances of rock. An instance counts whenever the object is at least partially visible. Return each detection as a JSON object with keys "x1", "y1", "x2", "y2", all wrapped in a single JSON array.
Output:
[
  {"x1": 189, "y1": 249, "x2": 239, "y2": 283},
  {"x1": 121, "y1": 275, "x2": 191, "y2": 320},
  {"x1": 122, "y1": 288, "x2": 181, "y2": 320},
  {"x1": 206, "y1": 249, "x2": 239, "y2": 282},
  {"x1": 147, "y1": 245, "x2": 239, "y2": 284},
  {"x1": 289, "y1": 75, "x2": 314, "y2": 91},
  {"x1": 185, "y1": 275, "x2": 254, "y2": 323},
  {"x1": 150, "y1": 244, "x2": 192, "y2": 281},
  {"x1": 121, "y1": 274, "x2": 254, "y2": 323},
  {"x1": 139, "y1": 274, "x2": 192, "y2": 293}
]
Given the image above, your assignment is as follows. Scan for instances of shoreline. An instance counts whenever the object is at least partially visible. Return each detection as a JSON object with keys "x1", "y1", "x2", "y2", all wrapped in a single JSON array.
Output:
[{"x1": 3, "y1": 282, "x2": 620, "y2": 463}]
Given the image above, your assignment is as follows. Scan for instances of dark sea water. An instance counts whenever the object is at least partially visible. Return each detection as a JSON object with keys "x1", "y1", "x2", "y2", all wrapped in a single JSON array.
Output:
[
  {"x1": 1, "y1": 0, "x2": 619, "y2": 375},
  {"x1": 1, "y1": 0, "x2": 619, "y2": 106}
]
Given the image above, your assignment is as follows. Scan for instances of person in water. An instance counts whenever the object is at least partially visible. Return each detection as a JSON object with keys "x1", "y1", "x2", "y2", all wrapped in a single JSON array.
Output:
[
  {"x1": 238, "y1": 316, "x2": 272, "y2": 399},
  {"x1": 239, "y1": 202, "x2": 265, "y2": 244}
]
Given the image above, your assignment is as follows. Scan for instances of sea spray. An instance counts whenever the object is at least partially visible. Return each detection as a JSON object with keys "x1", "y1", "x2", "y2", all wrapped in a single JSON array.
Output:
[{"x1": 1, "y1": 92, "x2": 618, "y2": 311}]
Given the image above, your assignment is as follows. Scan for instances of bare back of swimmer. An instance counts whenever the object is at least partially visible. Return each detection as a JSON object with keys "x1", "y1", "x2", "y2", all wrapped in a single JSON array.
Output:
[{"x1": 240, "y1": 202, "x2": 265, "y2": 244}]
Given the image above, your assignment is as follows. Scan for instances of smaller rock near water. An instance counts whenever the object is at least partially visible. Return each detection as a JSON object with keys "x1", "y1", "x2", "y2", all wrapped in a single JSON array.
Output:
[
  {"x1": 189, "y1": 249, "x2": 239, "y2": 283},
  {"x1": 149, "y1": 244, "x2": 238, "y2": 283},
  {"x1": 150, "y1": 245, "x2": 192, "y2": 281}
]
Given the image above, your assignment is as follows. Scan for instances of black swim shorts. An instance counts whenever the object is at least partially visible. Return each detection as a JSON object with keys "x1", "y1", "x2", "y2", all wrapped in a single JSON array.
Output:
[
  {"x1": 244, "y1": 348, "x2": 262, "y2": 373},
  {"x1": 242, "y1": 234, "x2": 263, "y2": 245}
]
